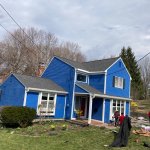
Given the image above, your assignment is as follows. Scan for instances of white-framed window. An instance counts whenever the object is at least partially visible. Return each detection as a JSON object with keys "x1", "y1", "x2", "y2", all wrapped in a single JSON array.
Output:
[
  {"x1": 112, "y1": 99, "x2": 125, "y2": 116},
  {"x1": 113, "y1": 76, "x2": 124, "y2": 89},
  {"x1": 76, "y1": 73, "x2": 87, "y2": 83},
  {"x1": 39, "y1": 92, "x2": 56, "y2": 116}
]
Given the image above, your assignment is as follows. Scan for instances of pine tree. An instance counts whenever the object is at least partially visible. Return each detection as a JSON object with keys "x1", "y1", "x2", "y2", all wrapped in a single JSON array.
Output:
[
  {"x1": 120, "y1": 47, "x2": 143, "y2": 99},
  {"x1": 120, "y1": 46, "x2": 128, "y2": 67}
]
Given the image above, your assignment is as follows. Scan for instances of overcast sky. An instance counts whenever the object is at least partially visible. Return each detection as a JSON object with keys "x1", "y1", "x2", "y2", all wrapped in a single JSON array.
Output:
[{"x1": 0, "y1": 0, "x2": 150, "y2": 60}]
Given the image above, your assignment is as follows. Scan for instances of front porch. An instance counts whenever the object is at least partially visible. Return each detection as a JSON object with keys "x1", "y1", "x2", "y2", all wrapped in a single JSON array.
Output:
[
  {"x1": 73, "y1": 94, "x2": 104, "y2": 124},
  {"x1": 74, "y1": 82, "x2": 131, "y2": 124}
]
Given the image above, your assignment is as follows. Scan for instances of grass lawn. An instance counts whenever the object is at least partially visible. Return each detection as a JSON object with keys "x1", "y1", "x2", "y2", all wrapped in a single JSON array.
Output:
[
  {"x1": 131, "y1": 100, "x2": 150, "y2": 118},
  {"x1": 0, "y1": 121, "x2": 149, "y2": 150}
]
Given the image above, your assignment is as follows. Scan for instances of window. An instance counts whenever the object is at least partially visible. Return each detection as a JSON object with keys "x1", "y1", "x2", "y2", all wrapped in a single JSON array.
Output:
[
  {"x1": 113, "y1": 76, "x2": 124, "y2": 89},
  {"x1": 112, "y1": 99, "x2": 125, "y2": 116},
  {"x1": 39, "y1": 93, "x2": 55, "y2": 115},
  {"x1": 77, "y1": 74, "x2": 87, "y2": 82}
]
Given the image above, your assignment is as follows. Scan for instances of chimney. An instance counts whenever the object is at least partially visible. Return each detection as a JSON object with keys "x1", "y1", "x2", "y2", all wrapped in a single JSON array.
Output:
[{"x1": 36, "y1": 62, "x2": 45, "y2": 77}]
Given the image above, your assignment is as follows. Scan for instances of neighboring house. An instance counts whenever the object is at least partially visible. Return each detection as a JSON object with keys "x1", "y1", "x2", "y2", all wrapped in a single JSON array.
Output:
[{"x1": 0, "y1": 56, "x2": 131, "y2": 124}]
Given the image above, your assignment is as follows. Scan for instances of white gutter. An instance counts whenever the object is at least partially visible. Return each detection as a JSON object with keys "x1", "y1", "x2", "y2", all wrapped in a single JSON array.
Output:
[
  {"x1": 27, "y1": 87, "x2": 68, "y2": 94},
  {"x1": 76, "y1": 68, "x2": 106, "y2": 74},
  {"x1": 94, "y1": 94, "x2": 131, "y2": 101}
]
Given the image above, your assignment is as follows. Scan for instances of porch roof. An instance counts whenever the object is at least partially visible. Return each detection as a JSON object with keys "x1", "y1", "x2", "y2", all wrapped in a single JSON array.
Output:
[
  {"x1": 75, "y1": 82, "x2": 131, "y2": 101},
  {"x1": 76, "y1": 83, "x2": 103, "y2": 95}
]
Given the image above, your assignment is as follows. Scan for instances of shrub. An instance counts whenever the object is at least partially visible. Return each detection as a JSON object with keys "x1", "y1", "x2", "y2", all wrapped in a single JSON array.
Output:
[{"x1": 0, "y1": 106, "x2": 36, "y2": 128}]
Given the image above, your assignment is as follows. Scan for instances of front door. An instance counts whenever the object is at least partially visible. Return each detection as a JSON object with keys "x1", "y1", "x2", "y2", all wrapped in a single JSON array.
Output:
[{"x1": 75, "y1": 96, "x2": 87, "y2": 118}]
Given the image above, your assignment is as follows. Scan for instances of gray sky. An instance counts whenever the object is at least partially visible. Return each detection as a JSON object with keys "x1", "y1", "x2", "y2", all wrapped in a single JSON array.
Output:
[{"x1": 0, "y1": 0, "x2": 150, "y2": 60}]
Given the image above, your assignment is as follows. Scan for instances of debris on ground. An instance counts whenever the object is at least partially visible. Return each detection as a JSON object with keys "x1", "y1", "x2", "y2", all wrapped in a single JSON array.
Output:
[
  {"x1": 131, "y1": 116, "x2": 149, "y2": 127},
  {"x1": 132, "y1": 128, "x2": 150, "y2": 137}
]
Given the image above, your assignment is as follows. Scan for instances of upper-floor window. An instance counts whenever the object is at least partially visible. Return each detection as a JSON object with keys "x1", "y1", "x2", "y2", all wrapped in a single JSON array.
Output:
[
  {"x1": 76, "y1": 74, "x2": 87, "y2": 83},
  {"x1": 113, "y1": 76, "x2": 124, "y2": 89}
]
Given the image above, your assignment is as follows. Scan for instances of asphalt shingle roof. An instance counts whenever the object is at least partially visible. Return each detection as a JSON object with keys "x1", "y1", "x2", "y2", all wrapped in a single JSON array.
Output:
[
  {"x1": 76, "y1": 82, "x2": 103, "y2": 95},
  {"x1": 56, "y1": 56, "x2": 119, "y2": 72},
  {"x1": 13, "y1": 74, "x2": 66, "y2": 93}
]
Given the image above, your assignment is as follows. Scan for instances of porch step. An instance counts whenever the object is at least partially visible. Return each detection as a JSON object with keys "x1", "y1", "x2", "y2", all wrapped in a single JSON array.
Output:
[{"x1": 66, "y1": 120, "x2": 89, "y2": 127}]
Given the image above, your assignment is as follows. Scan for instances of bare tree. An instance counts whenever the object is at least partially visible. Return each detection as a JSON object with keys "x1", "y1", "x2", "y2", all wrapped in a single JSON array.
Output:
[
  {"x1": 55, "y1": 41, "x2": 86, "y2": 62},
  {"x1": 140, "y1": 56, "x2": 150, "y2": 100},
  {"x1": 0, "y1": 27, "x2": 86, "y2": 78}
]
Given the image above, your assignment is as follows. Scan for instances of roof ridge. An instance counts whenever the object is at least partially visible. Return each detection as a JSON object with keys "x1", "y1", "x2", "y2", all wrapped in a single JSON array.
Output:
[
  {"x1": 13, "y1": 73, "x2": 55, "y2": 81},
  {"x1": 54, "y1": 56, "x2": 82, "y2": 64},
  {"x1": 83, "y1": 56, "x2": 120, "y2": 63}
]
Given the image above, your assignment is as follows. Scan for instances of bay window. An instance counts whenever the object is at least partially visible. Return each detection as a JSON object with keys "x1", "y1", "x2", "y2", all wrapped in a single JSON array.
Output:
[{"x1": 39, "y1": 93, "x2": 56, "y2": 115}]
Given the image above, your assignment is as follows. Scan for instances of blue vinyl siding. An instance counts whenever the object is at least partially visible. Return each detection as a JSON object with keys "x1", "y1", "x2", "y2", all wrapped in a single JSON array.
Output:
[
  {"x1": 106, "y1": 59, "x2": 130, "y2": 98},
  {"x1": 92, "y1": 98, "x2": 103, "y2": 121},
  {"x1": 75, "y1": 85, "x2": 88, "y2": 93},
  {"x1": 104, "y1": 99, "x2": 110, "y2": 123},
  {"x1": 42, "y1": 57, "x2": 75, "y2": 119},
  {"x1": 126, "y1": 101, "x2": 130, "y2": 116},
  {"x1": 55, "y1": 95, "x2": 66, "y2": 119},
  {"x1": 89, "y1": 74, "x2": 105, "y2": 92},
  {"x1": 0, "y1": 75, "x2": 25, "y2": 106},
  {"x1": 26, "y1": 92, "x2": 39, "y2": 110}
]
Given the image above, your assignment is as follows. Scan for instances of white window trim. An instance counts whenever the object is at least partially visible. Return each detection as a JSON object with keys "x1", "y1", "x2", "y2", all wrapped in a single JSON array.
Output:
[
  {"x1": 76, "y1": 73, "x2": 88, "y2": 83},
  {"x1": 114, "y1": 76, "x2": 124, "y2": 89},
  {"x1": 111, "y1": 99, "x2": 125, "y2": 117},
  {"x1": 38, "y1": 92, "x2": 57, "y2": 116}
]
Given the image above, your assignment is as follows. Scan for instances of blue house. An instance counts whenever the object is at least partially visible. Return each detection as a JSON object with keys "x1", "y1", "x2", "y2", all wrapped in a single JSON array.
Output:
[
  {"x1": 0, "y1": 56, "x2": 131, "y2": 124},
  {"x1": 0, "y1": 74, "x2": 67, "y2": 119}
]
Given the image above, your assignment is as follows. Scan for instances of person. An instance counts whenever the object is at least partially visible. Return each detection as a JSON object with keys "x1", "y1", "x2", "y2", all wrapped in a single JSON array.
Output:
[
  {"x1": 110, "y1": 115, "x2": 132, "y2": 147},
  {"x1": 148, "y1": 111, "x2": 150, "y2": 123},
  {"x1": 119, "y1": 112, "x2": 125, "y2": 125},
  {"x1": 114, "y1": 110, "x2": 120, "y2": 127},
  {"x1": 110, "y1": 116, "x2": 115, "y2": 125}
]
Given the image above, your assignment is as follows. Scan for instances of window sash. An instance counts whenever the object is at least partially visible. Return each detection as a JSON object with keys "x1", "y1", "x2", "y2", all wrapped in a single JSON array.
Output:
[
  {"x1": 40, "y1": 93, "x2": 55, "y2": 115},
  {"x1": 112, "y1": 100, "x2": 125, "y2": 116},
  {"x1": 76, "y1": 74, "x2": 87, "y2": 83},
  {"x1": 114, "y1": 76, "x2": 124, "y2": 89}
]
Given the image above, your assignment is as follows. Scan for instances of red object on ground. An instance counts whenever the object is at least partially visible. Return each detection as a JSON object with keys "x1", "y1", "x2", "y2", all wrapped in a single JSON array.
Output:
[
  {"x1": 148, "y1": 112, "x2": 150, "y2": 117},
  {"x1": 119, "y1": 115, "x2": 125, "y2": 125}
]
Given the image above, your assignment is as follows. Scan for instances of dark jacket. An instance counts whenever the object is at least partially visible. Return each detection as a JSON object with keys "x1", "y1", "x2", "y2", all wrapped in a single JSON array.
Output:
[{"x1": 110, "y1": 115, "x2": 132, "y2": 147}]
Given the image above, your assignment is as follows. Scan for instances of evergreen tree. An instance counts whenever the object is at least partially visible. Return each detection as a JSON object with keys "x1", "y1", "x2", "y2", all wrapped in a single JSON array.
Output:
[
  {"x1": 120, "y1": 46, "x2": 128, "y2": 67},
  {"x1": 120, "y1": 47, "x2": 143, "y2": 99}
]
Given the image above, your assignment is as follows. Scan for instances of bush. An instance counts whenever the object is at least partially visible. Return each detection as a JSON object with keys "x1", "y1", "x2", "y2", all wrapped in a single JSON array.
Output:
[{"x1": 0, "y1": 106, "x2": 36, "y2": 128}]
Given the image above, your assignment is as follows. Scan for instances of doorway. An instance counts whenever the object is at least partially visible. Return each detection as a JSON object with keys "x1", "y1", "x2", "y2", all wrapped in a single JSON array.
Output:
[{"x1": 75, "y1": 96, "x2": 88, "y2": 119}]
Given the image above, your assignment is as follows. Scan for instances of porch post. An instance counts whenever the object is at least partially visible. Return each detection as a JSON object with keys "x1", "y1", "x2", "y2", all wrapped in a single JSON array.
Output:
[
  {"x1": 88, "y1": 94, "x2": 93, "y2": 124},
  {"x1": 23, "y1": 88, "x2": 28, "y2": 106}
]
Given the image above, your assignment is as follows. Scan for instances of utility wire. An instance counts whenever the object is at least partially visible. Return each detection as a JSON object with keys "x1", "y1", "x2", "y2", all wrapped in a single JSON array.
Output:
[
  {"x1": 0, "y1": 3, "x2": 48, "y2": 61},
  {"x1": 137, "y1": 52, "x2": 150, "y2": 62},
  {"x1": 0, "y1": 23, "x2": 37, "y2": 57},
  {"x1": 106, "y1": 52, "x2": 150, "y2": 76},
  {"x1": 0, "y1": 3, "x2": 150, "y2": 76},
  {"x1": 0, "y1": 23, "x2": 35, "y2": 73}
]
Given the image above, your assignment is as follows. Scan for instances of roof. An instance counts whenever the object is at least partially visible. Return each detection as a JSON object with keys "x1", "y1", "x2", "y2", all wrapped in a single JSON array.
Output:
[
  {"x1": 76, "y1": 82, "x2": 103, "y2": 95},
  {"x1": 76, "y1": 82, "x2": 131, "y2": 100},
  {"x1": 56, "y1": 56, "x2": 119, "y2": 72},
  {"x1": 13, "y1": 74, "x2": 66, "y2": 93}
]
